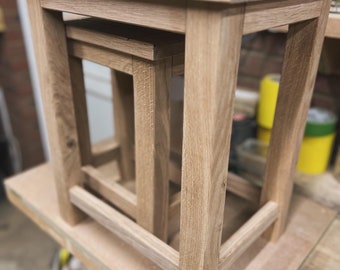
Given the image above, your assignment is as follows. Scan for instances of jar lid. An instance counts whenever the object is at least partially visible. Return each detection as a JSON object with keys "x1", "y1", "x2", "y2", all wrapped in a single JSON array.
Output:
[{"x1": 305, "y1": 107, "x2": 337, "y2": 136}]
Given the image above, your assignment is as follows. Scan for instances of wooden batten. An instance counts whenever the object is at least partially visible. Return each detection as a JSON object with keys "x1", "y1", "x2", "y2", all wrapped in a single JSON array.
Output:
[
  {"x1": 219, "y1": 201, "x2": 278, "y2": 269},
  {"x1": 91, "y1": 138, "x2": 120, "y2": 167},
  {"x1": 82, "y1": 166, "x2": 137, "y2": 218},
  {"x1": 168, "y1": 173, "x2": 260, "y2": 219},
  {"x1": 227, "y1": 173, "x2": 261, "y2": 205},
  {"x1": 68, "y1": 40, "x2": 133, "y2": 74},
  {"x1": 70, "y1": 186, "x2": 180, "y2": 270},
  {"x1": 243, "y1": 0, "x2": 322, "y2": 34},
  {"x1": 41, "y1": 0, "x2": 186, "y2": 33},
  {"x1": 43, "y1": 0, "x2": 322, "y2": 36}
]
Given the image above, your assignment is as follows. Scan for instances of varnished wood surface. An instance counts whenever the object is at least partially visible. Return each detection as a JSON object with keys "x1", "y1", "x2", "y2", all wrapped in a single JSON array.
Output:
[{"x1": 42, "y1": 0, "x2": 323, "y2": 35}]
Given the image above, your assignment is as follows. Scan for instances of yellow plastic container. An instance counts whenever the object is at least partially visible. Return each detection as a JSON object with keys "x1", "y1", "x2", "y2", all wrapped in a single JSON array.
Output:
[
  {"x1": 256, "y1": 74, "x2": 280, "y2": 129},
  {"x1": 257, "y1": 126, "x2": 271, "y2": 143},
  {"x1": 297, "y1": 108, "x2": 337, "y2": 174},
  {"x1": 297, "y1": 133, "x2": 336, "y2": 174}
]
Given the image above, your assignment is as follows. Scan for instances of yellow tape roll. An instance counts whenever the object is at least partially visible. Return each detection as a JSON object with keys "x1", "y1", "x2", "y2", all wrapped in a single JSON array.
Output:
[{"x1": 257, "y1": 74, "x2": 280, "y2": 129}]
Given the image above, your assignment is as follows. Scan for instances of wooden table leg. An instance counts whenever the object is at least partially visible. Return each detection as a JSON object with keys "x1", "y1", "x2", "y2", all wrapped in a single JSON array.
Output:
[
  {"x1": 69, "y1": 57, "x2": 92, "y2": 166},
  {"x1": 111, "y1": 70, "x2": 135, "y2": 181},
  {"x1": 179, "y1": 3, "x2": 245, "y2": 269},
  {"x1": 133, "y1": 57, "x2": 172, "y2": 241},
  {"x1": 27, "y1": 0, "x2": 84, "y2": 224},
  {"x1": 260, "y1": 0, "x2": 331, "y2": 241}
]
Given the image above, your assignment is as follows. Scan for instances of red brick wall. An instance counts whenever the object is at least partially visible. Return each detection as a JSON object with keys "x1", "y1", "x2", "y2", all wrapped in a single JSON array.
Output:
[
  {"x1": 239, "y1": 31, "x2": 340, "y2": 112},
  {"x1": 0, "y1": 1, "x2": 44, "y2": 170}
]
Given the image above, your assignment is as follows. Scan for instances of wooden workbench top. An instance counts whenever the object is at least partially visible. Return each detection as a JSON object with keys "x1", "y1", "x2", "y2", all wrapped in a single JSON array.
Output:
[{"x1": 4, "y1": 164, "x2": 337, "y2": 270}]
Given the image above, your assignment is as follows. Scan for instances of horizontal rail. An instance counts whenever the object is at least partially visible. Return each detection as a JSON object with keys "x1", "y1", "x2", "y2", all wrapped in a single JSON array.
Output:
[
  {"x1": 70, "y1": 186, "x2": 179, "y2": 270},
  {"x1": 219, "y1": 201, "x2": 278, "y2": 269},
  {"x1": 91, "y1": 138, "x2": 120, "y2": 167},
  {"x1": 82, "y1": 166, "x2": 137, "y2": 218},
  {"x1": 68, "y1": 40, "x2": 133, "y2": 74},
  {"x1": 227, "y1": 173, "x2": 260, "y2": 205},
  {"x1": 168, "y1": 172, "x2": 260, "y2": 219},
  {"x1": 243, "y1": 0, "x2": 322, "y2": 35}
]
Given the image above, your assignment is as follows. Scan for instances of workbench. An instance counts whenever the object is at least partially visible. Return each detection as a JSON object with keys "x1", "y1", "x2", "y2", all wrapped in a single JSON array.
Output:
[{"x1": 5, "y1": 0, "x2": 335, "y2": 269}]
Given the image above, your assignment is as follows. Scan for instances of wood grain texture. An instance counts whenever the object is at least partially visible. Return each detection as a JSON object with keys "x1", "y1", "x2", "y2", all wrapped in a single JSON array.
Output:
[
  {"x1": 260, "y1": 0, "x2": 331, "y2": 241},
  {"x1": 229, "y1": 196, "x2": 336, "y2": 270},
  {"x1": 272, "y1": 13, "x2": 340, "y2": 39},
  {"x1": 5, "y1": 164, "x2": 162, "y2": 270},
  {"x1": 70, "y1": 186, "x2": 179, "y2": 270},
  {"x1": 42, "y1": 0, "x2": 186, "y2": 33},
  {"x1": 301, "y1": 218, "x2": 340, "y2": 270},
  {"x1": 44, "y1": 0, "x2": 323, "y2": 36},
  {"x1": 68, "y1": 40, "x2": 133, "y2": 74},
  {"x1": 5, "y1": 165, "x2": 336, "y2": 270},
  {"x1": 69, "y1": 57, "x2": 92, "y2": 166},
  {"x1": 326, "y1": 13, "x2": 340, "y2": 39},
  {"x1": 111, "y1": 71, "x2": 136, "y2": 181},
  {"x1": 179, "y1": 3, "x2": 245, "y2": 269},
  {"x1": 219, "y1": 201, "x2": 278, "y2": 269},
  {"x1": 26, "y1": 0, "x2": 84, "y2": 224},
  {"x1": 227, "y1": 173, "x2": 260, "y2": 205},
  {"x1": 133, "y1": 57, "x2": 171, "y2": 241},
  {"x1": 243, "y1": 0, "x2": 322, "y2": 35},
  {"x1": 66, "y1": 19, "x2": 184, "y2": 61},
  {"x1": 168, "y1": 173, "x2": 260, "y2": 220},
  {"x1": 82, "y1": 166, "x2": 137, "y2": 218},
  {"x1": 91, "y1": 137, "x2": 120, "y2": 167}
]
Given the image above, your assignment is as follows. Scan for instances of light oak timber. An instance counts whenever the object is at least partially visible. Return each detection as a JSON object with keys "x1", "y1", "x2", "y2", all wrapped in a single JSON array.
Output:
[
  {"x1": 82, "y1": 165, "x2": 137, "y2": 218},
  {"x1": 243, "y1": 0, "x2": 322, "y2": 35},
  {"x1": 91, "y1": 137, "x2": 120, "y2": 167},
  {"x1": 260, "y1": 0, "x2": 331, "y2": 241},
  {"x1": 111, "y1": 71, "x2": 136, "y2": 181},
  {"x1": 179, "y1": 3, "x2": 245, "y2": 269},
  {"x1": 70, "y1": 186, "x2": 180, "y2": 270},
  {"x1": 42, "y1": 0, "x2": 186, "y2": 33},
  {"x1": 326, "y1": 13, "x2": 340, "y2": 39},
  {"x1": 168, "y1": 173, "x2": 261, "y2": 220},
  {"x1": 133, "y1": 57, "x2": 171, "y2": 241},
  {"x1": 68, "y1": 40, "x2": 133, "y2": 75},
  {"x1": 27, "y1": 0, "x2": 84, "y2": 224},
  {"x1": 5, "y1": 164, "x2": 337, "y2": 270},
  {"x1": 227, "y1": 173, "x2": 260, "y2": 205},
  {"x1": 171, "y1": 54, "x2": 184, "y2": 76},
  {"x1": 219, "y1": 201, "x2": 278, "y2": 269},
  {"x1": 273, "y1": 13, "x2": 340, "y2": 39},
  {"x1": 301, "y1": 218, "x2": 340, "y2": 270},
  {"x1": 69, "y1": 56, "x2": 92, "y2": 166},
  {"x1": 66, "y1": 19, "x2": 185, "y2": 61},
  {"x1": 42, "y1": 0, "x2": 322, "y2": 35},
  {"x1": 5, "y1": 164, "x2": 162, "y2": 270}
]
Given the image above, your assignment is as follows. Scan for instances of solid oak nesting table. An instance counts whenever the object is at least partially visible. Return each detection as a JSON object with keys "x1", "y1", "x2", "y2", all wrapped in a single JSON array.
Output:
[{"x1": 5, "y1": 0, "x2": 336, "y2": 269}]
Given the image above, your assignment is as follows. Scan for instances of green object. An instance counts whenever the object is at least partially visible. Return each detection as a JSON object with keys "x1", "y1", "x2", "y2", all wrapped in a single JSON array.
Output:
[{"x1": 304, "y1": 108, "x2": 337, "y2": 137}]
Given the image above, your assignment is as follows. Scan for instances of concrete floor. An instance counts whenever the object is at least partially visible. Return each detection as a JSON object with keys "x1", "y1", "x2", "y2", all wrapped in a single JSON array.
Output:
[{"x1": 0, "y1": 197, "x2": 58, "y2": 270}]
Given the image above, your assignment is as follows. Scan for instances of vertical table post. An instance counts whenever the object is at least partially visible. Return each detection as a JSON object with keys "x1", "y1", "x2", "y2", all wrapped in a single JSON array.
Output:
[
  {"x1": 260, "y1": 0, "x2": 331, "y2": 241},
  {"x1": 111, "y1": 70, "x2": 135, "y2": 181},
  {"x1": 133, "y1": 57, "x2": 172, "y2": 241},
  {"x1": 27, "y1": 0, "x2": 84, "y2": 224},
  {"x1": 179, "y1": 3, "x2": 245, "y2": 269},
  {"x1": 69, "y1": 57, "x2": 92, "y2": 166}
]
